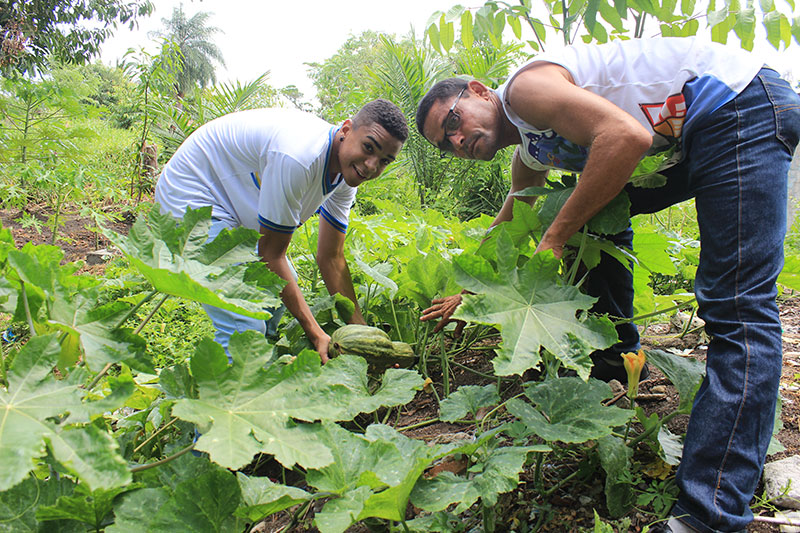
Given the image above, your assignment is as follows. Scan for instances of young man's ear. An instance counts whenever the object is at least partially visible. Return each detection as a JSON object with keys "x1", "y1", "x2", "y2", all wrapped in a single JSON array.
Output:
[{"x1": 339, "y1": 118, "x2": 353, "y2": 140}]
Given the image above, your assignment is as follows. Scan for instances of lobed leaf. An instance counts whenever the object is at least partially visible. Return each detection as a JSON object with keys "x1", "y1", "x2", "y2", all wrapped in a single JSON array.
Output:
[
  {"x1": 438, "y1": 384, "x2": 500, "y2": 422},
  {"x1": 506, "y1": 377, "x2": 632, "y2": 443},
  {"x1": 454, "y1": 248, "x2": 618, "y2": 377},
  {"x1": 102, "y1": 204, "x2": 284, "y2": 320},
  {"x1": 172, "y1": 332, "x2": 423, "y2": 470}
]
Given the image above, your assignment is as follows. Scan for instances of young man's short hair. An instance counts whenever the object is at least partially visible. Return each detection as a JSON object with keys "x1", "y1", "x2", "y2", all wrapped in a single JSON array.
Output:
[
  {"x1": 415, "y1": 78, "x2": 470, "y2": 135},
  {"x1": 353, "y1": 99, "x2": 409, "y2": 142}
]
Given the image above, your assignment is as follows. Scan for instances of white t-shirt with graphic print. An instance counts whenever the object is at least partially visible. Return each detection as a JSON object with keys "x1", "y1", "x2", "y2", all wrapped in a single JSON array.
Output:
[
  {"x1": 496, "y1": 37, "x2": 765, "y2": 172},
  {"x1": 154, "y1": 108, "x2": 355, "y2": 234}
]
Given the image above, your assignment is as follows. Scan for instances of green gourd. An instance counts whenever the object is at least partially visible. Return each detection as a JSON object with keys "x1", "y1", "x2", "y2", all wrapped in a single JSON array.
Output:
[{"x1": 329, "y1": 324, "x2": 417, "y2": 369}]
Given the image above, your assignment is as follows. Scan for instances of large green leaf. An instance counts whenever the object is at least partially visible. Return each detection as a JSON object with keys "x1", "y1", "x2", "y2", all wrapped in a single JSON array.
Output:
[
  {"x1": 506, "y1": 377, "x2": 632, "y2": 443},
  {"x1": 632, "y1": 231, "x2": 677, "y2": 275},
  {"x1": 172, "y1": 332, "x2": 423, "y2": 470},
  {"x1": 0, "y1": 335, "x2": 81, "y2": 491},
  {"x1": 410, "y1": 445, "x2": 543, "y2": 513},
  {"x1": 453, "y1": 231, "x2": 618, "y2": 376},
  {"x1": 306, "y1": 423, "x2": 485, "y2": 532},
  {"x1": 108, "y1": 463, "x2": 244, "y2": 533},
  {"x1": 438, "y1": 384, "x2": 500, "y2": 422},
  {"x1": 645, "y1": 348, "x2": 704, "y2": 412},
  {"x1": 48, "y1": 287, "x2": 148, "y2": 372},
  {"x1": 36, "y1": 483, "x2": 139, "y2": 530},
  {"x1": 234, "y1": 473, "x2": 311, "y2": 522},
  {"x1": 779, "y1": 253, "x2": 800, "y2": 291},
  {"x1": 0, "y1": 475, "x2": 82, "y2": 533},
  {"x1": 597, "y1": 435, "x2": 633, "y2": 517},
  {"x1": 536, "y1": 178, "x2": 631, "y2": 236},
  {"x1": 102, "y1": 204, "x2": 284, "y2": 319},
  {"x1": 477, "y1": 200, "x2": 541, "y2": 262}
]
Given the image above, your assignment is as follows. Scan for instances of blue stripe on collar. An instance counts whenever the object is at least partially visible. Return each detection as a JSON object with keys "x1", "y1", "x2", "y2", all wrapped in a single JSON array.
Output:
[{"x1": 322, "y1": 126, "x2": 341, "y2": 195}]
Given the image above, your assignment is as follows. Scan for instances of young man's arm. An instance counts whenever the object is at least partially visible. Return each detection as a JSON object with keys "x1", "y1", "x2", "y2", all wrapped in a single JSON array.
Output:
[
  {"x1": 258, "y1": 226, "x2": 331, "y2": 362},
  {"x1": 506, "y1": 62, "x2": 652, "y2": 258},
  {"x1": 316, "y1": 217, "x2": 366, "y2": 325},
  {"x1": 420, "y1": 148, "x2": 548, "y2": 332}
]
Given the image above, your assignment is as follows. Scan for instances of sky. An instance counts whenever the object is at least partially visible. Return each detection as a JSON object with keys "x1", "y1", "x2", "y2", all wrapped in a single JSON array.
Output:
[
  {"x1": 100, "y1": 0, "x2": 800, "y2": 100},
  {"x1": 100, "y1": 0, "x2": 462, "y2": 99}
]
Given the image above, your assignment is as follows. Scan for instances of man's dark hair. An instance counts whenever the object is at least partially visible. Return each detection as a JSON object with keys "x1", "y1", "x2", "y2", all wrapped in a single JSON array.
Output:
[
  {"x1": 415, "y1": 78, "x2": 469, "y2": 136},
  {"x1": 353, "y1": 99, "x2": 409, "y2": 142}
]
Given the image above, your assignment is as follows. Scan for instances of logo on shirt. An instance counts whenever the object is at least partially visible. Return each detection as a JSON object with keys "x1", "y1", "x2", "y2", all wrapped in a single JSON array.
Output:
[{"x1": 640, "y1": 94, "x2": 687, "y2": 139}]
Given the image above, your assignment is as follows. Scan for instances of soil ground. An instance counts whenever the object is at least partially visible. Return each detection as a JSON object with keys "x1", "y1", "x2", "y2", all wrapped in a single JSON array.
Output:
[{"x1": 3, "y1": 202, "x2": 800, "y2": 532}]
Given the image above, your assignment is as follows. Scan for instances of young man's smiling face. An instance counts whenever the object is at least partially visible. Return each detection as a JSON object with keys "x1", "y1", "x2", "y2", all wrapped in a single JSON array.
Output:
[
  {"x1": 336, "y1": 120, "x2": 403, "y2": 187},
  {"x1": 422, "y1": 81, "x2": 503, "y2": 161}
]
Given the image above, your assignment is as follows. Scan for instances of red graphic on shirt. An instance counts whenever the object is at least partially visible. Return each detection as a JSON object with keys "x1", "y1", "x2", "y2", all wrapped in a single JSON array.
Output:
[{"x1": 640, "y1": 94, "x2": 687, "y2": 139}]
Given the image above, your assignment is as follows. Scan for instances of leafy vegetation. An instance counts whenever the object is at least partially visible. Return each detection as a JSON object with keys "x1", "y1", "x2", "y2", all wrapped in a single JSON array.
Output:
[{"x1": 1, "y1": 0, "x2": 799, "y2": 531}]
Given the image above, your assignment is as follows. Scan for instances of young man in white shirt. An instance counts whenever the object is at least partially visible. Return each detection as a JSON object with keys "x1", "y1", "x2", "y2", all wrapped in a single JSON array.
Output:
[{"x1": 156, "y1": 99, "x2": 407, "y2": 361}]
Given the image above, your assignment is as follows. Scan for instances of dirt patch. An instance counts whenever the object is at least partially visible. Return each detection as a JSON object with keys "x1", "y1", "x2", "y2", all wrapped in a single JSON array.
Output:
[{"x1": 0, "y1": 201, "x2": 135, "y2": 275}]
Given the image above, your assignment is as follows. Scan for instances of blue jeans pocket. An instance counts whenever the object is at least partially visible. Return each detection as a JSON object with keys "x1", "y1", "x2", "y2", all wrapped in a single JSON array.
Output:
[{"x1": 759, "y1": 70, "x2": 800, "y2": 153}]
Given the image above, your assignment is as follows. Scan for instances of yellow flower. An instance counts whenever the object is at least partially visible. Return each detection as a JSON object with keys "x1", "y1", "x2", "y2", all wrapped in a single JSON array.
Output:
[{"x1": 621, "y1": 349, "x2": 647, "y2": 401}]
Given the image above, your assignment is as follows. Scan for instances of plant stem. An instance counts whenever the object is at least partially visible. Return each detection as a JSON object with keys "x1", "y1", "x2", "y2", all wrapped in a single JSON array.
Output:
[
  {"x1": 129, "y1": 443, "x2": 195, "y2": 473},
  {"x1": 567, "y1": 229, "x2": 588, "y2": 286},
  {"x1": 397, "y1": 418, "x2": 439, "y2": 432},
  {"x1": 134, "y1": 293, "x2": 170, "y2": 335},
  {"x1": 113, "y1": 289, "x2": 158, "y2": 330},
  {"x1": 439, "y1": 333, "x2": 450, "y2": 397},
  {"x1": 627, "y1": 411, "x2": 681, "y2": 448},
  {"x1": 449, "y1": 359, "x2": 500, "y2": 381},
  {"x1": 617, "y1": 299, "x2": 696, "y2": 325},
  {"x1": 20, "y1": 281, "x2": 36, "y2": 336},
  {"x1": 133, "y1": 417, "x2": 178, "y2": 454},
  {"x1": 479, "y1": 392, "x2": 526, "y2": 433},
  {"x1": 390, "y1": 298, "x2": 402, "y2": 343}
]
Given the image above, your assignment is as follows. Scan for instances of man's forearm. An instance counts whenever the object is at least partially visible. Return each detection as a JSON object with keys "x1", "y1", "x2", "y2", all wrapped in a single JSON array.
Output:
[
  {"x1": 261, "y1": 253, "x2": 326, "y2": 342},
  {"x1": 542, "y1": 130, "x2": 647, "y2": 249},
  {"x1": 318, "y1": 255, "x2": 365, "y2": 324}
]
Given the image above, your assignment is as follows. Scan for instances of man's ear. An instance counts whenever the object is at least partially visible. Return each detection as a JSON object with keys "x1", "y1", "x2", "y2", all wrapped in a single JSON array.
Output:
[
  {"x1": 468, "y1": 79, "x2": 492, "y2": 100},
  {"x1": 340, "y1": 118, "x2": 353, "y2": 137}
]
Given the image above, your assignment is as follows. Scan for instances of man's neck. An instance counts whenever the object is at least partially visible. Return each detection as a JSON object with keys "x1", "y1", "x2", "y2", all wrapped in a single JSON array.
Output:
[{"x1": 490, "y1": 91, "x2": 521, "y2": 149}]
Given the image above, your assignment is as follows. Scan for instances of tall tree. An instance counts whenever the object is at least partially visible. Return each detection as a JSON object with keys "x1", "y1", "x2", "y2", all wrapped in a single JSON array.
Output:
[
  {"x1": 0, "y1": 0, "x2": 154, "y2": 76},
  {"x1": 151, "y1": 5, "x2": 225, "y2": 98}
]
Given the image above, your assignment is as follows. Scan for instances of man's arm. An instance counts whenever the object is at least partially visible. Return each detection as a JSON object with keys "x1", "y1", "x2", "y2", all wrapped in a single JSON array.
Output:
[
  {"x1": 493, "y1": 147, "x2": 548, "y2": 227},
  {"x1": 258, "y1": 226, "x2": 331, "y2": 361},
  {"x1": 506, "y1": 62, "x2": 652, "y2": 257},
  {"x1": 316, "y1": 217, "x2": 366, "y2": 325},
  {"x1": 420, "y1": 148, "x2": 548, "y2": 332}
]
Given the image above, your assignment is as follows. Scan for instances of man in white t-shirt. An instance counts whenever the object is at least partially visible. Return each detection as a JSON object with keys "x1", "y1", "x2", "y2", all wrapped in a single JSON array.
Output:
[
  {"x1": 415, "y1": 38, "x2": 800, "y2": 533},
  {"x1": 155, "y1": 99, "x2": 407, "y2": 361}
]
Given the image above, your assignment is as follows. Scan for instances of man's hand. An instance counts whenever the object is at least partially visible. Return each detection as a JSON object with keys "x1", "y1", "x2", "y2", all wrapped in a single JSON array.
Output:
[
  {"x1": 421, "y1": 294, "x2": 466, "y2": 336},
  {"x1": 534, "y1": 233, "x2": 564, "y2": 259},
  {"x1": 312, "y1": 332, "x2": 331, "y2": 364}
]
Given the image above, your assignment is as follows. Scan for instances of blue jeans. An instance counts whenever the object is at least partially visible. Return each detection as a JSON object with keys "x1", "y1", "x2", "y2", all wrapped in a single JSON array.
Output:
[
  {"x1": 202, "y1": 219, "x2": 290, "y2": 359},
  {"x1": 587, "y1": 69, "x2": 800, "y2": 532}
]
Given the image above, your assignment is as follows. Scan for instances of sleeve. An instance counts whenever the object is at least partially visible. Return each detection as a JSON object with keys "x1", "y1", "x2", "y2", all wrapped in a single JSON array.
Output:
[
  {"x1": 319, "y1": 182, "x2": 357, "y2": 234},
  {"x1": 257, "y1": 153, "x2": 311, "y2": 234}
]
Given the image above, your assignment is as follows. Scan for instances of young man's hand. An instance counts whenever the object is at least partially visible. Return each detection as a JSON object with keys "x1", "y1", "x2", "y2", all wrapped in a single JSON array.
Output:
[
  {"x1": 421, "y1": 294, "x2": 466, "y2": 336},
  {"x1": 312, "y1": 332, "x2": 331, "y2": 364}
]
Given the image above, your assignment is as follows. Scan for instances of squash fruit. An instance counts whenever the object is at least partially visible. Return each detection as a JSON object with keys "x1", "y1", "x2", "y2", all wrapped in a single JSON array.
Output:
[{"x1": 329, "y1": 324, "x2": 417, "y2": 370}]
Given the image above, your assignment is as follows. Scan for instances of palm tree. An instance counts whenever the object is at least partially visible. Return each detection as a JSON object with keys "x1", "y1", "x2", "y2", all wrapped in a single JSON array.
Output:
[{"x1": 151, "y1": 4, "x2": 225, "y2": 98}]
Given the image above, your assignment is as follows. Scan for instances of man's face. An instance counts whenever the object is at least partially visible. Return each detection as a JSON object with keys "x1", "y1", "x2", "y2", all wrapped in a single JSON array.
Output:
[
  {"x1": 422, "y1": 83, "x2": 502, "y2": 161},
  {"x1": 338, "y1": 121, "x2": 403, "y2": 187}
]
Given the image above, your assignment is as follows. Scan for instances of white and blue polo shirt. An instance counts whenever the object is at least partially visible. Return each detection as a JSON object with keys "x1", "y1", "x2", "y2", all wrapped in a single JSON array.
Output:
[{"x1": 155, "y1": 108, "x2": 355, "y2": 234}]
